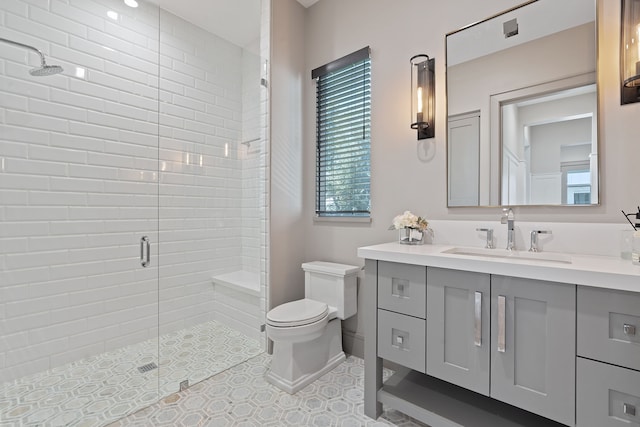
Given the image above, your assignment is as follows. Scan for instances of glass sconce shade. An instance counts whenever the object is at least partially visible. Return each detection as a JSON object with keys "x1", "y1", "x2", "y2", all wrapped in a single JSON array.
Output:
[
  {"x1": 621, "y1": 0, "x2": 640, "y2": 104},
  {"x1": 410, "y1": 54, "x2": 435, "y2": 139}
]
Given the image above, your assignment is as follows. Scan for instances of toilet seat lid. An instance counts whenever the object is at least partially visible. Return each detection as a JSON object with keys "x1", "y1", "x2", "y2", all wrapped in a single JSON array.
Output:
[{"x1": 267, "y1": 298, "x2": 328, "y2": 327}]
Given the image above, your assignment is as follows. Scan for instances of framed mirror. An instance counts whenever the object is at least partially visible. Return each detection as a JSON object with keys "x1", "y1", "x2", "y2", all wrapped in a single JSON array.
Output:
[{"x1": 446, "y1": 0, "x2": 598, "y2": 207}]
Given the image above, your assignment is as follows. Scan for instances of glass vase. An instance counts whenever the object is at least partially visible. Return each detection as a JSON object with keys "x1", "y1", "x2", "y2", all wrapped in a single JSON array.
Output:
[
  {"x1": 399, "y1": 228, "x2": 424, "y2": 245},
  {"x1": 633, "y1": 231, "x2": 640, "y2": 265}
]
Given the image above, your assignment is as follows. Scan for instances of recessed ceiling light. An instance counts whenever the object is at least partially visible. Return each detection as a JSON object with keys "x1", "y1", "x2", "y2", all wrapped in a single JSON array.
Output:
[
  {"x1": 124, "y1": 0, "x2": 138, "y2": 8},
  {"x1": 107, "y1": 10, "x2": 119, "y2": 20}
]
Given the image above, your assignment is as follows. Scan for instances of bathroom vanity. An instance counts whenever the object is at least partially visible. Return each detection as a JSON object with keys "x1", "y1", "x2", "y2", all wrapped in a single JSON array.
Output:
[{"x1": 358, "y1": 242, "x2": 640, "y2": 427}]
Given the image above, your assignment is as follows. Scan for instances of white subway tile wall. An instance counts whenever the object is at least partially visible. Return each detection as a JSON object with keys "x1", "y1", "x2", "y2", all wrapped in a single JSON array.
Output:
[{"x1": 0, "y1": 0, "x2": 267, "y2": 384}]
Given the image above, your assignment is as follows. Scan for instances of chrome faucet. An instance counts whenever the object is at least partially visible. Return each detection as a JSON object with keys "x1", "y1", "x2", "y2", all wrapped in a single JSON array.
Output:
[
  {"x1": 476, "y1": 228, "x2": 494, "y2": 249},
  {"x1": 529, "y1": 229, "x2": 551, "y2": 252},
  {"x1": 501, "y1": 208, "x2": 515, "y2": 251}
]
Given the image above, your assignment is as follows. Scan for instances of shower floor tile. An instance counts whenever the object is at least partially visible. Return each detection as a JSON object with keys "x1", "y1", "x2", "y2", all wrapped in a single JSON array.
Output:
[
  {"x1": 0, "y1": 320, "x2": 262, "y2": 427},
  {"x1": 109, "y1": 354, "x2": 428, "y2": 427}
]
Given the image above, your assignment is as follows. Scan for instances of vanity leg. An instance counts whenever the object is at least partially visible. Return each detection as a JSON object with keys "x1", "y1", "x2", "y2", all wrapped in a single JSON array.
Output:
[{"x1": 364, "y1": 259, "x2": 383, "y2": 419}]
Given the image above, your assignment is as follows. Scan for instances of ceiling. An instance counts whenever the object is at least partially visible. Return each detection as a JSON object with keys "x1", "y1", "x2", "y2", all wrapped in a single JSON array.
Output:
[
  {"x1": 447, "y1": 0, "x2": 594, "y2": 66},
  {"x1": 153, "y1": 0, "x2": 320, "y2": 48},
  {"x1": 157, "y1": 0, "x2": 261, "y2": 47}
]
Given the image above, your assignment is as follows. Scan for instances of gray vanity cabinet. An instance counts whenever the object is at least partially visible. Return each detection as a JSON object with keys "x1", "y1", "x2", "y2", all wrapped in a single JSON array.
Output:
[
  {"x1": 426, "y1": 267, "x2": 490, "y2": 395},
  {"x1": 365, "y1": 259, "x2": 581, "y2": 426},
  {"x1": 490, "y1": 275, "x2": 576, "y2": 427},
  {"x1": 362, "y1": 245, "x2": 640, "y2": 427}
]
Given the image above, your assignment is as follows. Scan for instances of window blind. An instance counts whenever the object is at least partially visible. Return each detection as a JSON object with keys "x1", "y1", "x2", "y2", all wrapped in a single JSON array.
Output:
[{"x1": 313, "y1": 47, "x2": 371, "y2": 217}]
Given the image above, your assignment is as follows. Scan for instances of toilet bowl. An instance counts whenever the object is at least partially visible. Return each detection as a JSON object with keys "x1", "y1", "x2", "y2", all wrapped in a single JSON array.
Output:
[
  {"x1": 265, "y1": 261, "x2": 359, "y2": 394},
  {"x1": 266, "y1": 298, "x2": 330, "y2": 343}
]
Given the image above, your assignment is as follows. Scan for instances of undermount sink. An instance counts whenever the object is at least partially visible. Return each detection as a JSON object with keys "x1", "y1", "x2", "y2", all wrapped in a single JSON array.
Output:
[{"x1": 441, "y1": 247, "x2": 572, "y2": 264}]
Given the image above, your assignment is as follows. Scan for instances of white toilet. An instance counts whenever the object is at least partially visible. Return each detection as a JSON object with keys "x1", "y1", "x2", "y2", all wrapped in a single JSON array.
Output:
[{"x1": 265, "y1": 261, "x2": 359, "y2": 394}]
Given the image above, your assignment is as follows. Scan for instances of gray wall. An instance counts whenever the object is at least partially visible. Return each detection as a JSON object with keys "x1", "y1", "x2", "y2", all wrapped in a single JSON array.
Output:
[
  {"x1": 269, "y1": 0, "x2": 307, "y2": 311},
  {"x1": 270, "y1": 0, "x2": 640, "y2": 353}
]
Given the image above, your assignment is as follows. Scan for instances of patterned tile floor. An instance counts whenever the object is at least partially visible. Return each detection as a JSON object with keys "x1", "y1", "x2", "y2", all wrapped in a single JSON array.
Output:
[
  {"x1": 0, "y1": 320, "x2": 263, "y2": 427},
  {"x1": 108, "y1": 353, "x2": 428, "y2": 427}
]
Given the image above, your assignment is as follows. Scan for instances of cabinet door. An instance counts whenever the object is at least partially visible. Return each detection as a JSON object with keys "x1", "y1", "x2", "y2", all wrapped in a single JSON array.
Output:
[
  {"x1": 426, "y1": 267, "x2": 490, "y2": 395},
  {"x1": 491, "y1": 275, "x2": 576, "y2": 426}
]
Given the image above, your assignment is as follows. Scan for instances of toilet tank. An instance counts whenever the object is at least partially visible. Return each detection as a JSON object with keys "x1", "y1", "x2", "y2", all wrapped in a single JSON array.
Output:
[{"x1": 302, "y1": 261, "x2": 360, "y2": 320}]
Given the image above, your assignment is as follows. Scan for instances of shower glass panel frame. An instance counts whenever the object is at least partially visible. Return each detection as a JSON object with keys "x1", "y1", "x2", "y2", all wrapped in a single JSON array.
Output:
[{"x1": 0, "y1": 0, "x2": 269, "y2": 424}]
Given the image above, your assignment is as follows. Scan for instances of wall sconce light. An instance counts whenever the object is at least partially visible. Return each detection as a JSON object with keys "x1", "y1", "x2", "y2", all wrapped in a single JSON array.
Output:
[
  {"x1": 621, "y1": 0, "x2": 640, "y2": 104},
  {"x1": 410, "y1": 54, "x2": 435, "y2": 139}
]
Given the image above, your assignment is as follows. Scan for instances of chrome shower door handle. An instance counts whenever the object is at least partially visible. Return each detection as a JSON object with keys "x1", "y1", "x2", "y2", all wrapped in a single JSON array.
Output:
[
  {"x1": 140, "y1": 236, "x2": 150, "y2": 267},
  {"x1": 497, "y1": 295, "x2": 506, "y2": 353},
  {"x1": 474, "y1": 291, "x2": 482, "y2": 347}
]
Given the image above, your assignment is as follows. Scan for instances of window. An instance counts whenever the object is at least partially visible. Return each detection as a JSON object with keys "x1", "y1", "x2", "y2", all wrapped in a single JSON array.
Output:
[
  {"x1": 312, "y1": 47, "x2": 371, "y2": 218},
  {"x1": 561, "y1": 162, "x2": 591, "y2": 205},
  {"x1": 565, "y1": 169, "x2": 591, "y2": 204}
]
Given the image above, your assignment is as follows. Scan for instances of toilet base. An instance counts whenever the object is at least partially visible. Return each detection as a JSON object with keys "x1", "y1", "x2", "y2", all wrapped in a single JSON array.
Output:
[{"x1": 266, "y1": 318, "x2": 345, "y2": 394}]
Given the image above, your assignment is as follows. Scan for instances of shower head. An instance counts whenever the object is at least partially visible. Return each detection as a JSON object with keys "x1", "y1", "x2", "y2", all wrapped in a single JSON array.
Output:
[
  {"x1": 0, "y1": 37, "x2": 64, "y2": 77},
  {"x1": 29, "y1": 64, "x2": 64, "y2": 76}
]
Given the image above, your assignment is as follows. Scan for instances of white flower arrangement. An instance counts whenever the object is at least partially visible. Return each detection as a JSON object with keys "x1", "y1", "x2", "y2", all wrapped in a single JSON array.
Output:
[
  {"x1": 389, "y1": 210, "x2": 429, "y2": 232},
  {"x1": 389, "y1": 211, "x2": 430, "y2": 245}
]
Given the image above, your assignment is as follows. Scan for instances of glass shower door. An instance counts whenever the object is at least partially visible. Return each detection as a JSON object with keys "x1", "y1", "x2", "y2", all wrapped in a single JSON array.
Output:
[
  {"x1": 156, "y1": 2, "x2": 268, "y2": 395},
  {"x1": 0, "y1": 0, "x2": 270, "y2": 423},
  {"x1": 0, "y1": 0, "x2": 161, "y2": 425}
]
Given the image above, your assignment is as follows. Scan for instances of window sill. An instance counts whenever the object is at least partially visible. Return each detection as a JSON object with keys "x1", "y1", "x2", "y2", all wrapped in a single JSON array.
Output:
[{"x1": 313, "y1": 216, "x2": 372, "y2": 224}]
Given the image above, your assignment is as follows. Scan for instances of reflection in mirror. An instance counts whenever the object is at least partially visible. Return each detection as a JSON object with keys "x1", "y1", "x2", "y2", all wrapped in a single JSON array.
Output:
[
  {"x1": 493, "y1": 76, "x2": 597, "y2": 205},
  {"x1": 446, "y1": 0, "x2": 598, "y2": 207}
]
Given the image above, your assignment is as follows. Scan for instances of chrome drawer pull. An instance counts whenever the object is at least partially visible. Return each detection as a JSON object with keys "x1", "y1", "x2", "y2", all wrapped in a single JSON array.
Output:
[
  {"x1": 623, "y1": 323, "x2": 636, "y2": 336},
  {"x1": 391, "y1": 278, "x2": 409, "y2": 298},
  {"x1": 392, "y1": 328, "x2": 409, "y2": 350},
  {"x1": 623, "y1": 403, "x2": 636, "y2": 417},
  {"x1": 497, "y1": 295, "x2": 506, "y2": 353},
  {"x1": 474, "y1": 291, "x2": 482, "y2": 347}
]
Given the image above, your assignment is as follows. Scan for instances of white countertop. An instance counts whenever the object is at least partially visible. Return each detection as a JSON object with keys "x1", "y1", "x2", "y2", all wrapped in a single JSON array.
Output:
[{"x1": 357, "y1": 242, "x2": 640, "y2": 293}]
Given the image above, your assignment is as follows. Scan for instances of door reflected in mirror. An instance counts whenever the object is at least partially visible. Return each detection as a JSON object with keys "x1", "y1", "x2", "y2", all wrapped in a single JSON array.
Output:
[{"x1": 446, "y1": 0, "x2": 598, "y2": 207}]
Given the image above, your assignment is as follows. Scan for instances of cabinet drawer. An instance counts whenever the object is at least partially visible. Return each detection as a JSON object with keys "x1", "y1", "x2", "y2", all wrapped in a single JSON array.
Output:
[
  {"x1": 377, "y1": 309, "x2": 426, "y2": 373},
  {"x1": 577, "y1": 357, "x2": 640, "y2": 427},
  {"x1": 377, "y1": 261, "x2": 426, "y2": 318},
  {"x1": 577, "y1": 286, "x2": 640, "y2": 371}
]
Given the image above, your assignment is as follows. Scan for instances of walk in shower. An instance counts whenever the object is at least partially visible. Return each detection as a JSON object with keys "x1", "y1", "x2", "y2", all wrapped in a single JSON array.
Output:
[{"x1": 0, "y1": 0, "x2": 270, "y2": 425}]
